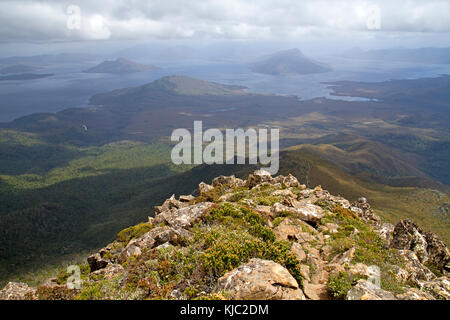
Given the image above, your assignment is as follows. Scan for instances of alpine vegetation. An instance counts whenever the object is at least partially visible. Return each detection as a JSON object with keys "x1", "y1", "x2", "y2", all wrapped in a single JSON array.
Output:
[{"x1": 2, "y1": 171, "x2": 448, "y2": 300}]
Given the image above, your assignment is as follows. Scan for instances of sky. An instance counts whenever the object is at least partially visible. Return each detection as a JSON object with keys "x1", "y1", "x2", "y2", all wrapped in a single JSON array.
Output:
[{"x1": 0, "y1": 0, "x2": 449, "y2": 43}]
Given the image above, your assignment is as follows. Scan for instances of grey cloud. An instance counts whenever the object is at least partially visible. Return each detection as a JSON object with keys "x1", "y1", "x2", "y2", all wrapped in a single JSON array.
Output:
[{"x1": 0, "y1": 0, "x2": 449, "y2": 42}]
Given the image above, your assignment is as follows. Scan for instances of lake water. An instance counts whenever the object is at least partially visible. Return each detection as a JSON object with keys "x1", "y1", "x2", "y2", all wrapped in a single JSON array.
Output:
[{"x1": 1, "y1": 56, "x2": 450, "y2": 122}]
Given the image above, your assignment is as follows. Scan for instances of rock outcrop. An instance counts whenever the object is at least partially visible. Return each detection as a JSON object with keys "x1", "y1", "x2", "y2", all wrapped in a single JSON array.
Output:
[
  {"x1": 153, "y1": 202, "x2": 213, "y2": 228},
  {"x1": 118, "y1": 226, "x2": 192, "y2": 263},
  {"x1": 347, "y1": 280, "x2": 396, "y2": 300},
  {"x1": 1, "y1": 170, "x2": 448, "y2": 300},
  {"x1": 218, "y1": 258, "x2": 305, "y2": 300},
  {"x1": 393, "y1": 219, "x2": 450, "y2": 273},
  {"x1": 0, "y1": 282, "x2": 36, "y2": 300}
]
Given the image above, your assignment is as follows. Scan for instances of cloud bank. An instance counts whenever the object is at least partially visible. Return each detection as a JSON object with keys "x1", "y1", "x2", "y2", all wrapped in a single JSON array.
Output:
[{"x1": 0, "y1": 0, "x2": 449, "y2": 42}]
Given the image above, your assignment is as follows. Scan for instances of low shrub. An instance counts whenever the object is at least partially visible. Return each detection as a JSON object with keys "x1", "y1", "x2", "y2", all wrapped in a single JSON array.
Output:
[{"x1": 117, "y1": 223, "x2": 153, "y2": 244}]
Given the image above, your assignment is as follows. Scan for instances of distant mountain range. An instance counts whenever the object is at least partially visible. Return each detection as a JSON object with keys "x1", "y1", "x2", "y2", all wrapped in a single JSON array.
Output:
[
  {"x1": 0, "y1": 53, "x2": 98, "y2": 66},
  {"x1": 0, "y1": 73, "x2": 53, "y2": 81},
  {"x1": 345, "y1": 47, "x2": 450, "y2": 64},
  {"x1": 92, "y1": 75, "x2": 247, "y2": 99},
  {"x1": 0, "y1": 64, "x2": 39, "y2": 74},
  {"x1": 250, "y1": 49, "x2": 332, "y2": 75},
  {"x1": 84, "y1": 58, "x2": 159, "y2": 74}
]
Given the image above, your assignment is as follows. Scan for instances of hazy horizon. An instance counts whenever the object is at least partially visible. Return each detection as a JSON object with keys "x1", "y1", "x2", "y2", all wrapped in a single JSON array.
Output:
[{"x1": 0, "y1": 0, "x2": 449, "y2": 59}]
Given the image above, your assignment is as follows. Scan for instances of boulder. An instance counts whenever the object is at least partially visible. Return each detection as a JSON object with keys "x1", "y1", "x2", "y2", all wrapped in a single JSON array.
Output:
[
  {"x1": 271, "y1": 189, "x2": 297, "y2": 204},
  {"x1": 154, "y1": 202, "x2": 213, "y2": 228},
  {"x1": 87, "y1": 253, "x2": 109, "y2": 272},
  {"x1": 98, "y1": 242, "x2": 123, "y2": 264},
  {"x1": 247, "y1": 170, "x2": 273, "y2": 188},
  {"x1": 375, "y1": 222, "x2": 395, "y2": 246},
  {"x1": 272, "y1": 174, "x2": 300, "y2": 188},
  {"x1": 273, "y1": 220, "x2": 302, "y2": 242},
  {"x1": 318, "y1": 223, "x2": 339, "y2": 234},
  {"x1": 392, "y1": 220, "x2": 428, "y2": 263},
  {"x1": 424, "y1": 232, "x2": 450, "y2": 272},
  {"x1": 304, "y1": 245, "x2": 328, "y2": 284},
  {"x1": 272, "y1": 202, "x2": 324, "y2": 223},
  {"x1": 421, "y1": 277, "x2": 450, "y2": 300},
  {"x1": 217, "y1": 258, "x2": 305, "y2": 300},
  {"x1": 273, "y1": 218, "x2": 316, "y2": 243},
  {"x1": 300, "y1": 265, "x2": 311, "y2": 282},
  {"x1": 396, "y1": 288, "x2": 436, "y2": 300},
  {"x1": 291, "y1": 242, "x2": 306, "y2": 262},
  {"x1": 179, "y1": 195, "x2": 195, "y2": 202},
  {"x1": 350, "y1": 198, "x2": 380, "y2": 223},
  {"x1": 390, "y1": 265, "x2": 410, "y2": 284},
  {"x1": 198, "y1": 182, "x2": 214, "y2": 197},
  {"x1": 212, "y1": 175, "x2": 246, "y2": 188},
  {"x1": 397, "y1": 250, "x2": 435, "y2": 284},
  {"x1": 303, "y1": 282, "x2": 329, "y2": 300},
  {"x1": 291, "y1": 202, "x2": 324, "y2": 223},
  {"x1": 272, "y1": 202, "x2": 291, "y2": 216},
  {"x1": 329, "y1": 247, "x2": 356, "y2": 265},
  {"x1": 347, "y1": 279, "x2": 396, "y2": 300},
  {"x1": 118, "y1": 226, "x2": 192, "y2": 263},
  {"x1": 329, "y1": 196, "x2": 351, "y2": 209},
  {"x1": 254, "y1": 205, "x2": 273, "y2": 219},
  {"x1": 154, "y1": 194, "x2": 185, "y2": 214},
  {"x1": 320, "y1": 244, "x2": 334, "y2": 261},
  {"x1": 90, "y1": 264, "x2": 124, "y2": 280},
  {"x1": 358, "y1": 197, "x2": 367, "y2": 204},
  {"x1": 393, "y1": 220, "x2": 449, "y2": 273},
  {"x1": 0, "y1": 282, "x2": 36, "y2": 300}
]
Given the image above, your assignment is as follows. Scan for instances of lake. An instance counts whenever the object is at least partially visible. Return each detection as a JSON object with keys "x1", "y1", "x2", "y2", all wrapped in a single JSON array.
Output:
[{"x1": 1, "y1": 56, "x2": 450, "y2": 122}]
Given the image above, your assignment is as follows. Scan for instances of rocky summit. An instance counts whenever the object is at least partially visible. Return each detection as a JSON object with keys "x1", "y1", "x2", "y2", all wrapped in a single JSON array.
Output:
[{"x1": 1, "y1": 170, "x2": 449, "y2": 300}]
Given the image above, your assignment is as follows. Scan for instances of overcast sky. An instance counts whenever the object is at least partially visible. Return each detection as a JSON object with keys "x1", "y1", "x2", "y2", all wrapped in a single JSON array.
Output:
[{"x1": 0, "y1": 0, "x2": 449, "y2": 43}]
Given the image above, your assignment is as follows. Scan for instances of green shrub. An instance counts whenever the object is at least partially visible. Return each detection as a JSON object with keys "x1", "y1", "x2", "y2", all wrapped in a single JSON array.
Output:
[
  {"x1": 117, "y1": 223, "x2": 153, "y2": 243},
  {"x1": 184, "y1": 287, "x2": 199, "y2": 299},
  {"x1": 314, "y1": 199, "x2": 334, "y2": 211},
  {"x1": 202, "y1": 236, "x2": 303, "y2": 287},
  {"x1": 272, "y1": 217, "x2": 285, "y2": 228},
  {"x1": 56, "y1": 264, "x2": 90, "y2": 285},
  {"x1": 74, "y1": 282, "x2": 104, "y2": 300},
  {"x1": 327, "y1": 271, "x2": 365, "y2": 299},
  {"x1": 229, "y1": 190, "x2": 248, "y2": 202},
  {"x1": 248, "y1": 224, "x2": 276, "y2": 242},
  {"x1": 201, "y1": 186, "x2": 225, "y2": 202},
  {"x1": 325, "y1": 208, "x2": 405, "y2": 294}
]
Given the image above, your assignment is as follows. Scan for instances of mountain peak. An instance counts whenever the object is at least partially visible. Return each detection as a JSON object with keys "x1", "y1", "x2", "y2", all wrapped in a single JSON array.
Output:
[
  {"x1": 2, "y1": 170, "x2": 448, "y2": 300},
  {"x1": 251, "y1": 49, "x2": 331, "y2": 76},
  {"x1": 277, "y1": 48, "x2": 305, "y2": 56},
  {"x1": 84, "y1": 58, "x2": 159, "y2": 74},
  {"x1": 146, "y1": 75, "x2": 247, "y2": 95}
]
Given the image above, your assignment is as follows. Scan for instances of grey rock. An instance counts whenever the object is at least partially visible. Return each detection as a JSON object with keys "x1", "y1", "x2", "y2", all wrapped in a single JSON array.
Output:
[
  {"x1": 118, "y1": 226, "x2": 192, "y2": 263},
  {"x1": 392, "y1": 220, "x2": 428, "y2": 263},
  {"x1": 87, "y1": 253, "x2": 109, "y2": 272},
  {"x1": 217, "y1": 258, "x2": 305, "y2": 300},
  {"x1": 154, "y1": 202, "x2": 213, "y2": 228},
  {"x1": 347, "y1": 279, "x2": 396, "y2": 300},
  {"x1": 247, "y1": 170, "x2": 273, "y2": 188},
  {"x1": 0, "y1": 282, "x2": 36, "y2": 300}
]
